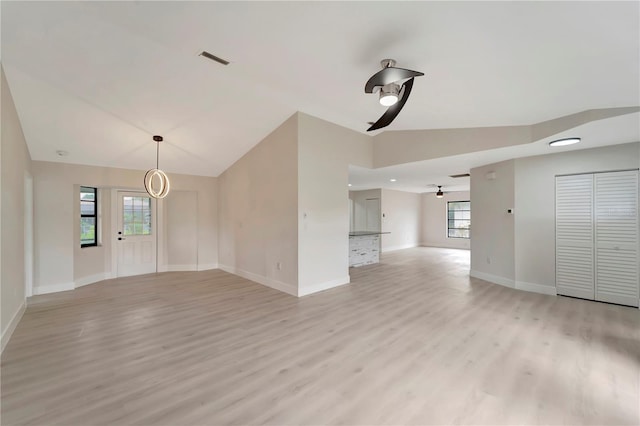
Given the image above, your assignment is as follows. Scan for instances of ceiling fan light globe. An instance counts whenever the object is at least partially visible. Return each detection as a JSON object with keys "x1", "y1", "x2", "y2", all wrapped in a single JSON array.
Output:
[{"x1": 379, "y1": 93, "x2": 399, "y2": 106}]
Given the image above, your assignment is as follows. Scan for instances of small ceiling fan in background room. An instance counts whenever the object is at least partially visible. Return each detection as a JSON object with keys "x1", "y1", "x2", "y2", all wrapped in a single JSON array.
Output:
[
  {"x1": 365, "y1": 59, "x2": 424, "y2": 131},
  {"x1": 426, "y1": 184, "x2": 445, "y2": 198}
]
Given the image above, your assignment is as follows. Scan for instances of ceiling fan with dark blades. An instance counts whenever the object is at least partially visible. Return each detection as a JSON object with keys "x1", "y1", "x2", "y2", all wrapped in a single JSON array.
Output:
[{"x1": 365, "y1": 59, "x2": 424, "y2": 132}]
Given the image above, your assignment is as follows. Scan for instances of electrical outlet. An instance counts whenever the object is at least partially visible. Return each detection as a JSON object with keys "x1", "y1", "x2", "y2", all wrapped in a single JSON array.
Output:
[
  {"x1": 486, "y1": 257, "x2": 491, "y2": 264},
  {"x1": 276, "y1": 262, "x2": 282, "y2": 270}
]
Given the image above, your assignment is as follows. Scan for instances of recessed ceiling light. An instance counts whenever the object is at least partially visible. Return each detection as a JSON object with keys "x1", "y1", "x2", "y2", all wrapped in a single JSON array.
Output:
[
  {"x1": 348, "y1": 184, "x2": 352, "y2": 187},
  {"x1": 549, "y1": 137, "x2": 580, "y2": 147},
  {"x1": 390, "y1": 178, "x2": 397, "y2": 182}
]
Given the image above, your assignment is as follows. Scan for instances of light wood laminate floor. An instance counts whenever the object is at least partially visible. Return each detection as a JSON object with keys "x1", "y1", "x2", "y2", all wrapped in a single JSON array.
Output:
[{"x1": 2, "y1": 248, "x2": 639, "y2": 425}]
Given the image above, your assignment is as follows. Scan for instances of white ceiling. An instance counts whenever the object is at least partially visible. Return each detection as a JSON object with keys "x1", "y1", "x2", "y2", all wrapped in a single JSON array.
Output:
[{"x1": 2, "y1": 1, "x2": 639, "y2": 178}]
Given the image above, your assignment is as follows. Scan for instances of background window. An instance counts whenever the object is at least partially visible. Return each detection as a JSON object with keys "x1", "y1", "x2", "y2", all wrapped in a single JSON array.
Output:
[
  {"x1": 122, "y1": 196, "x2": 152, "y2": 236},
  {"x1": 81, "y1": 186, "x2": 98, "y2": 247},
  {"x1": 448, "y1": 201, "x2": 470, "y2": 239}
]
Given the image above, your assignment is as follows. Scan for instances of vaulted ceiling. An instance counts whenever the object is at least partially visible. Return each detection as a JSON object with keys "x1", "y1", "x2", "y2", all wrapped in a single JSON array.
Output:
[{"x1": 2, "y1": 1, "x2": 639, "y2": 179}]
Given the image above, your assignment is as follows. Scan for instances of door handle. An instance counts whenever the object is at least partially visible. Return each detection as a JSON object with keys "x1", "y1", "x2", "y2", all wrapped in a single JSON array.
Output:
[{"x1": 118, "y1": 237, "x2": 125, "y2": 241}]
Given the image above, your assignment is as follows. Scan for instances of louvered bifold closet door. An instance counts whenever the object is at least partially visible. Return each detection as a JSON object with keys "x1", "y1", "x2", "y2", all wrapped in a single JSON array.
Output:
[
  {"x1": 594, "y1": 170, "x2": 639, "y2": 307},
  {"x1": 556, "y1": 174, "x2": 594, "y2": 299}
]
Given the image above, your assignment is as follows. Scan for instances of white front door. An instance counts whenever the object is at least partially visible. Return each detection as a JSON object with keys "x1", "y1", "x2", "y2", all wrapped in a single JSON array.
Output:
[{"x1": 116, "y1": 191, "x2": 156, "y2": 277}]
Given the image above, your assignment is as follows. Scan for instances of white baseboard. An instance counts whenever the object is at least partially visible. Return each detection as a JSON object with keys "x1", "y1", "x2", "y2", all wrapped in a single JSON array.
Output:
[
  {"x1": 382, "y1": 243, "x2": 418, "y2": 253},
  {"x1": 420, "y1": 242, "x2": 470, "y2": 250},
  {"x1": 197, "y1": 263, "x2": 218, "y2": 271},
  {"x1": 165, "y1": 264, "x2": 198, "y2": 272},
  {"x1": 298, "y1": 276, "x2": 350, "y2": 297},
  {"x1": 470, "y1": 270, "x2": 515, "y2": 288},
  {"x1": 33, "y1": 283, "x2": 75, "y2": 295},
  {"x1": 1, "y1": 300, "x2": 26, "y2": 353},
  {"x1": 218, "y1": 264, "x2": 297, "y2": 296},
  {"x1": 516, "y1": 281, "x2": 557, "y2": 296},
  {"x1": 75, "y1": 272, "x2": 110, "y2": 288},
  {"x1": 159, "y1": 263, "x2": 218, "y2": 272}
]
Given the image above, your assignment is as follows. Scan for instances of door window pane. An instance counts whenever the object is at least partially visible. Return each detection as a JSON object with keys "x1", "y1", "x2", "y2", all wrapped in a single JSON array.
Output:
[{"x1": 123, "y1": 196, "x2": 152, "y2": 236}]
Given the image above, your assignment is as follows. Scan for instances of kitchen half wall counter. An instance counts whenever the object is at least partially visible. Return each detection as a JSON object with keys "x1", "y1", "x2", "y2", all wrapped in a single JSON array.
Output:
[{"x1": 349, "y1": 231, "x2": 389, "y2": 267}]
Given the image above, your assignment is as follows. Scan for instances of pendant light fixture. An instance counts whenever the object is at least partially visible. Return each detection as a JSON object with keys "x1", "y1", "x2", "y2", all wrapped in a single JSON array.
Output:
[
  {"x1": 436, "y1": 186, "x2": 444, "y2": 198},
  {"x1": 144, "y1": 135, "x2": 170, "y2": 199}
]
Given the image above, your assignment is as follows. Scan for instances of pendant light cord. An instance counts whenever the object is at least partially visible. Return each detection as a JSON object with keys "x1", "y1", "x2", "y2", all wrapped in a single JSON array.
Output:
[
  {"x1": 155, "y1": 141, "x2": 159, "y2": 274},
  {"x1": 156, "y1": 141, "x2": 160, "y2": 274}
]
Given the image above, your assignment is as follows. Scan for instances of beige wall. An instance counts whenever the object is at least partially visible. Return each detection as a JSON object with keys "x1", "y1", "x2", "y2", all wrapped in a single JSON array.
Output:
[
  {"x1": 349, "y1": 189, "x2": 381, "y2": 232},
  {"x1": 297, "y1": 113, "x2": 373, "y2": 295},
  {"x1": 217, "y1": 114, "x2": 299, "y2": 295},
  {"x1": 374, "y1": 126, "x2": 530, "y2": 168},
  {"x1": 349, "y1": 188, "x2": 422, "y2": 254},
  {"x1": 1, "y1": 66, "x2": 32, "y2": 349},
  {"x1": 421, "y1": 191, "x2": 471, "y2": 250},
  {"x1": 514, "y1": 142, "x2": 640, "y2": 290},
  {"x1": 217, "y1": 112, "x2": 373, "y2": 297},
  {"x1": 33, "y1": 161, "x2": 217, "y2": 293},
  {"x1": 470, "y1": 141, "x2": 639, "y2": 295},
  {"x1": 380, "y1": 189, "x2": 421, "y2": 252},
  {"x1": 166, "y1": 190, "x2": 198, "y2": 269},
  {"x1": 470, "y1": 160, "x2": 515, "y2": 285}
]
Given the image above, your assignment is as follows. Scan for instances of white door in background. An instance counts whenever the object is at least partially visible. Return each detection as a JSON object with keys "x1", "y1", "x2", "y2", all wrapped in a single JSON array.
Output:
[
  {"x1": 594, "y1": 170, "x2": 639, "y2": 307},
  {"x1": 556, "y1": 174, "x2": 594, "y2": 300},
  {"x1": 116, "y1": 191, "x2": 156, "y2": 277},
  {"x1": 365, "y1": 198, "x2": 381, "y2": 231},
  {"x1": 556, "y1": 170, "x2": 639, "y2": 308}
]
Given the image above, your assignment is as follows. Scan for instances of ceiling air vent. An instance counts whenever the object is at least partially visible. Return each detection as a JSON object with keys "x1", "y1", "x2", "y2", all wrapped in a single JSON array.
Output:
[
  {"x1": 449, "y1": 173, "x2": 470, "y2": 178},
  {"x1": 199, "y1": 51, "x2": 230, "y2": 66}
]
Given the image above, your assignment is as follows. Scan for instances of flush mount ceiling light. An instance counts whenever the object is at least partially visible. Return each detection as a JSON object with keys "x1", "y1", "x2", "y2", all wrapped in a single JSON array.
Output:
[
  {"x1": 144, "y1": 135, "x2": 170, "y2": 199},
  {"x1": 549, "y1": 137, "x2": 581, "y2": 147},
  {"x1": 390, "y1": 178, "x2": 397, "y2": 182},
  {"x1": 436, "y1": 186, "x2": 444, "y2": 198}
]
